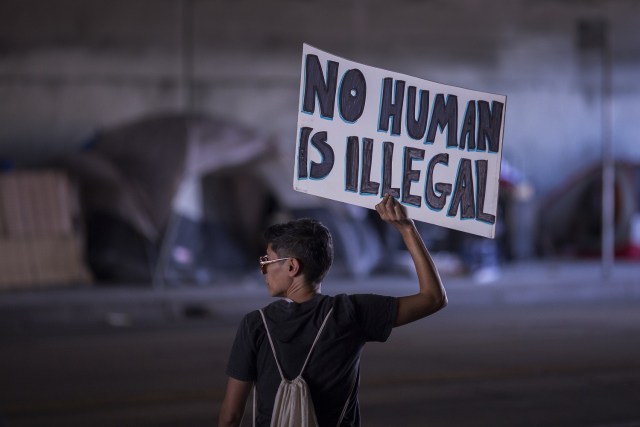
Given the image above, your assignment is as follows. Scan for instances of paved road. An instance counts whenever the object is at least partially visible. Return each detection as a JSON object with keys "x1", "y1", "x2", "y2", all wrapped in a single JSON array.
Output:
[{"x1": 2, "y1": 293, "x2": 639, "y2": 426}]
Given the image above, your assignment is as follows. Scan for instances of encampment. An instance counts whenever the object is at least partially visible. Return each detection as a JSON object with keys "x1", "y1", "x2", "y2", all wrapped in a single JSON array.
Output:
[
  {"x1": 62, "y1": 113, "x2": 388, "y2": 286},
  {"x1": 535, "y1": 161, "x2": 640, "y2": 259}
]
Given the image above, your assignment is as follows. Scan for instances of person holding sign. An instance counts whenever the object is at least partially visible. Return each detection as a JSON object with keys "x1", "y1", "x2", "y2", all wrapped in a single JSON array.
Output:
[{"x1": 218, "y1": 195, "x2": 447, "y2": 427}]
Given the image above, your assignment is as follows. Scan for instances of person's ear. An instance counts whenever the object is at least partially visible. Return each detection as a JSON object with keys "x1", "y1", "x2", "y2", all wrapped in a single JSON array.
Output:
[{"x1": 288, "y1": 258, "x2": 301, "y2": 277}]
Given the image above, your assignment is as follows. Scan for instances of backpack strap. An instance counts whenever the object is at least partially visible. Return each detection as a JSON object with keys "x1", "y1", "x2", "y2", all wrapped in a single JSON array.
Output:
[
  {"x1": 336, "y1": 369, "x2": 359, "y2": 426},
  {"x1": 299, "y1": 307, "x2": 334, "y2": 375},
  {"x1": 258, "y1": 309, "x2": 285, "y2": 380},
  {"x1": 258, "y1": 307, "x2": 334, "y2": 380}
]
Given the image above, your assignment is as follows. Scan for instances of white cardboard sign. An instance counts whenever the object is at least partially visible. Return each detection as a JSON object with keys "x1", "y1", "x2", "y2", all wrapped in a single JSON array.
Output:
[{"x1": 293, "y1": 44, "x2": 507, "y2": 238}]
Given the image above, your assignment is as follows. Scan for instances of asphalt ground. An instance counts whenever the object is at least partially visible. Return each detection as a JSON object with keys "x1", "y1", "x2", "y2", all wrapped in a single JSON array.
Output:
[
  {"x1": 1, "y1": 260, "x2": 639, "y2": 427},
  {"x1": 1, "y1": 260, "x2": 639, "y2": 334}
]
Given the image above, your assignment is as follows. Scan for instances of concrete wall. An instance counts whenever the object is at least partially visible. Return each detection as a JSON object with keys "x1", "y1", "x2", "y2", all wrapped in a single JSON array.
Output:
[{"x1": 1, "y1": 0, "x2": 639, "y2": 255}]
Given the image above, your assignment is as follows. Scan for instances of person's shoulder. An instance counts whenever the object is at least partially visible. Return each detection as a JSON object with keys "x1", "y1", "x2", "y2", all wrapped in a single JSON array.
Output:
[
  {"x1": 330, "y1": 293, "x2": 352, "y2": 306},
  {"x1": 339, "y1": 292, "x2": 397, "y2": 304},
  {"x1": 328, "y1": 294, "x2": 395, "y2": 333},
  {"x1": 331, "y1": 292, "x2": 390, "y2": 306},
  {"x1": 340, "y1": 293, "x2": 398, "y2": 315},
  {"x1": 254, "y1": 298, "x2": 301, "y2": 323},
  {"x1": 241, "y1": 302, "x2": 280, "y2": 327},
  {"x1": 326, "y1": 293, "x2": 357, "y2": 320},
  {"x1": 239, "y1": 310, "x2": 260, "y2": 328}
]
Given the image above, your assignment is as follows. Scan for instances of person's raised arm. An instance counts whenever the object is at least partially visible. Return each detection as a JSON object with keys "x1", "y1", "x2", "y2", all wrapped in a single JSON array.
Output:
[
  {"x1": 218, "y1": 377, "x2": 252, "y2": 427},
  {"x1": 375, "y1": 194, "x2": 447, "y2": 327}
]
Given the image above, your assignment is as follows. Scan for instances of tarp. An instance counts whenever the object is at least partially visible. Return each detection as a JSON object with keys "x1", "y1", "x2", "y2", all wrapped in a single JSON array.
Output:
[
  {"x1": 535, "y1": 161, "x2": 640, "y2": 258},
  {"x1": 91, "y1": 113, "x2": 276, "y2": 236},
  {"x1": 62, "y1": 113, "x2": 279, "y2": 283}
]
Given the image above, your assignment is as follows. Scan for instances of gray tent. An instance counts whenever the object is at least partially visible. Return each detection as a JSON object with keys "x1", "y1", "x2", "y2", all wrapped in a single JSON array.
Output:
[
  {"x1": 63, "y1": 113, "x2": 277, "y2": 283},
  {"x1": 63, "y1": 113, "x2": 385, "y2": 285}
]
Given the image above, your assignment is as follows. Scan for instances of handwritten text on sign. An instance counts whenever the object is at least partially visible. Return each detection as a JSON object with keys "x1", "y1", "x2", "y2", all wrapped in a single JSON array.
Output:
[{"x1": 293, "y1": 44, "x2": 506, "y2": 238}]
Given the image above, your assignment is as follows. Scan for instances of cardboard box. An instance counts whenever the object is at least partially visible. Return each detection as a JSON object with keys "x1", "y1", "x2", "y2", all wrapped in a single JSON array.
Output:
[
  {"x1": 0, "y1": 237, "x2": 92, "y2": 291},
  {"x1": 31, "y1": 237, "x2": 92, "y2": 288},
  {"x1": 0, "y1": 239, "x2": 33, "y2": 289},
  {"x1": 0, "y1": 170, "x2": 75, "y2": 238}
]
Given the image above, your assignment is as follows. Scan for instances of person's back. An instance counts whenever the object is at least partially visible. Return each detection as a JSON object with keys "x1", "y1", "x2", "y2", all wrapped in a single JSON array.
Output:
[
  {"x1": 219, "y1": 195, "x2": 447, "y2": 427},
  {"x1": 229, "y1": 293, "x2": 397, "y2": 425}
]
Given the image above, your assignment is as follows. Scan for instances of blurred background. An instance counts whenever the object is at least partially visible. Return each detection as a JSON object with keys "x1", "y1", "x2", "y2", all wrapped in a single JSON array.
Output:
[
  {"x1": 1, "y1": 1, "x2": 639, "y2": 426},
  {"x1": 0, "y1": 0, "x2": 638, "y2": 289}
]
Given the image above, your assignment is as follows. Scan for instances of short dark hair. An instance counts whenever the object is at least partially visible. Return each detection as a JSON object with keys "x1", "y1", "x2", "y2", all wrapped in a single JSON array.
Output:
[{"x1": 264, "y1": 218, "x2": 333, "y2": 284}]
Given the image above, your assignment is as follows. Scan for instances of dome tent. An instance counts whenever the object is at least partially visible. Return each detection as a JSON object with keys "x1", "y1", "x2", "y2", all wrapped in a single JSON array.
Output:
[{"x1": 63, "y1": 113, "x2": 386, "y2": 286}]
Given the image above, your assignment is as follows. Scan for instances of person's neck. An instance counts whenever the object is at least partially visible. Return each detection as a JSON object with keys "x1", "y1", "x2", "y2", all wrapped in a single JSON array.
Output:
[{"x1": 285, "y1": 280, "x2": 320, "y2": 304}]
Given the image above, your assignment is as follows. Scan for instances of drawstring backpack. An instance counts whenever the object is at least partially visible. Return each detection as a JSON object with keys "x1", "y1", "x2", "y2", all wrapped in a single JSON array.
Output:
[{"x1": 256, "y1": 307, "x2": 352, "y2": 427}]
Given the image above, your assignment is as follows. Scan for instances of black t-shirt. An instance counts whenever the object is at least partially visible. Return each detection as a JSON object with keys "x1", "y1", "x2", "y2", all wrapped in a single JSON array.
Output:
[{"x1": 226, "y1": 293, "x2": 398, "y2": 427}]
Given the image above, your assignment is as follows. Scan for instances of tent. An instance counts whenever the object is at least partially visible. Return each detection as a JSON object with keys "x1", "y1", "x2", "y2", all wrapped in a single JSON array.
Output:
[
  {"x1": 62, "y1": 113, "x2": 386, "y2": 286},
  {"x1": 535, "y1": 160, "x2": 640, "y2": 259},
  {"x1": 62, "y1": 113, "x2": 276, "y2": 283}
]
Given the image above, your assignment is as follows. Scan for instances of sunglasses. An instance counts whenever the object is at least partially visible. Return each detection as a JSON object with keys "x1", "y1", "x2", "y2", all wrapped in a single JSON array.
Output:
[{"x1": 259, "y1": 255, "x2": 291, "y2": 274}]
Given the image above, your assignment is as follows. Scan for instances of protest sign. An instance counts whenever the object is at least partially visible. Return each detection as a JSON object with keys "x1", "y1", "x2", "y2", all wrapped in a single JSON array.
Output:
[{"x1": 293, "y1": 44, "x2": 506, "y2": 238}]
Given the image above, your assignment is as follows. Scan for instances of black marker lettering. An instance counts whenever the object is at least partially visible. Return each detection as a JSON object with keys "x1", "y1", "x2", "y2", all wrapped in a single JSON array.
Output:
[
  {"x1": 345, "y1": 136, "x2": 359, "y2": 192},
  {"x1": 382, "y1": 141, "x2": 400, "y2": 198},
  {"x1": 448, "y1": 158, "x2": 475, "y2": 219},
  {"x1": 477, "y1": 100, "x2": 504, "y2": 153},
  {"x1": 426, "y1": 94, "x2": 458, "y2": 147},
  {"x1": 425, "y1": 153, "x2": 452, "y2": 210},
  {"x1": 297, "y1": 127, "x2": 312, "y2": 178},
  {"x1": 475, "y1": 159, "x2": 496, "y2": 224},
  {"x1": 459, "y1": 101, "x2": 476, "y2": 151},
  {"x1": 406, "y1": 86, "x2": 429, "y2": 140},
  {"x1": 378, "y1": 78, "x2": 405, "y2": 135},
  {"x1": 309, "y1": 131, "x2": 334, "y2": 179},
  {"x1": 302, "y1": 54, "x2": 338, "y2": 119},
  {"x1": 402, "y1": 147, "x2": 424, "y2": 207},
  {"x1": 360, "y1": 138, "x2": 380, "y2": 195},
  {"x1": 339, "y1": 69, "x2": 366, "y2": 123}
]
